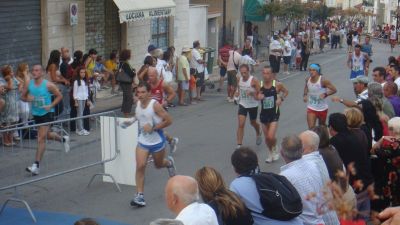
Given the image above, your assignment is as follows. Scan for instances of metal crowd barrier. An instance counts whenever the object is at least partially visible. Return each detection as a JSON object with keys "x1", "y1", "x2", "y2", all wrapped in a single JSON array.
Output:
[{"x1": 0, "y1": 111, "x2": 120, "y2": 223}]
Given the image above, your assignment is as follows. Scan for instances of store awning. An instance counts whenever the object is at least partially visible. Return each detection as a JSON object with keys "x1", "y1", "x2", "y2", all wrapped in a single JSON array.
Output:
[
  {"x1": 113, "y1": 0, "x2": 176, "y2": 23},
  {"x1": 244, "y1": 0, "x2": 267, "y2": 22}
]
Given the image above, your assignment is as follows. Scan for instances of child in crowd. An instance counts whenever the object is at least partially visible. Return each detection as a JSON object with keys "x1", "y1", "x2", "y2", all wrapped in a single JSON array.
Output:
[
  {"x1": 73, "y1": 67, "x2": 91, "y2": 136},
  {"x1": 295, "y1": 45, "x2": 302, "y2": 70}
]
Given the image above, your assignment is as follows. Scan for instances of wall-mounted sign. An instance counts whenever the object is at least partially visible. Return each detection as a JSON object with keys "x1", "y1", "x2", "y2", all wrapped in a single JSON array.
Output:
[
  {"x1": 70, "y1": 3, "x2": 78, "y2": 26},
  {"x1": 120, "y1": 8, "x2": 175, "y2": 23}
]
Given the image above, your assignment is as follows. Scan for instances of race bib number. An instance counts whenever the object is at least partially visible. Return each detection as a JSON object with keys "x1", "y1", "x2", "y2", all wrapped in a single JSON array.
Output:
[
  {"x1": 240, "y1": 90, "x2": 249, "y2": 100},
  {"x1": 353, "y1": 66, "x2": 361, "y2": 71},
  {"x1": 309, "y1": 95, "x2": 322, "y2": 105},
  {"x1": 32, "y1": 96, "x2": 45, "y2": 108},
  {"x1": 263, "y1": 96, "x2": 275, "y2": 109}
]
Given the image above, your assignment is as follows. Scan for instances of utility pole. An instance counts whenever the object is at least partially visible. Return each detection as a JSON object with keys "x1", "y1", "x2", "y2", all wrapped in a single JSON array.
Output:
[{"x1": 222, "y1": 0, "x2": 227, "y2": 44}]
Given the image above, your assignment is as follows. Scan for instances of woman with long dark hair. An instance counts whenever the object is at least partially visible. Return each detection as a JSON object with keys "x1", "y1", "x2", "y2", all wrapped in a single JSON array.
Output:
[
  {"x1": 195, "y1": 167, "x2": 253, "y2": 225},
  {"x1": 47, "y1": 50, "x2": 70, "y2": 118},
  {"x1": 69, "y1": 51, "x2": 90, "y2": 132}
]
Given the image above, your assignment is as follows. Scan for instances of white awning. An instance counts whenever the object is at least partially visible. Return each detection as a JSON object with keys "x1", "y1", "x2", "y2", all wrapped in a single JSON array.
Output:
[{"x1": 113, "y1": 0, "x2": 176, "y2": 23}]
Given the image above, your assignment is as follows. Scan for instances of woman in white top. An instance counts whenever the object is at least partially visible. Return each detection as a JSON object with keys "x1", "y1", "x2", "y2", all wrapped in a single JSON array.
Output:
[
  {"x1": 303, "y1": 64, "x2": 337, "y2": 128},
  {"x1": 73, "y1": 68, "x2": 91, "y2": 135}
]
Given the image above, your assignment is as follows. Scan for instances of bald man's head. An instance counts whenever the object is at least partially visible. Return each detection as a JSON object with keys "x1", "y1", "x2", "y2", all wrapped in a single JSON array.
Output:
[
  {"x1": 147, "y1": 66, "x2": 158, "y2": 83},
  {"x1": 165, "y1": 175, "x2": 199, "y2": 215},
  {"x1": 299, "y1": 130, "x2": 320, "y2": 155}
]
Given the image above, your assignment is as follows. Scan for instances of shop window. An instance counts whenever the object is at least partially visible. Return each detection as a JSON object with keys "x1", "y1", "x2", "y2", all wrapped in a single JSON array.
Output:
[{"x1": 151, "y1": 17, "x2": 169, "y2": 50}]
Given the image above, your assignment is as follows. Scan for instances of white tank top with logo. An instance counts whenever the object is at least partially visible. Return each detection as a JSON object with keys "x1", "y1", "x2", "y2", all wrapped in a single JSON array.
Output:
[
  {"x1": 352, "y1": 53, "x2": 364, "y2": 72},
  {"x1": 135, "y1": 99, "x2": 163, "y2": 145},
  {"x1": 307, "y1": 76, "x2": 328, "y2": 111},
  {"x1": 238, "y1": 76, "x2": 259, "y2": 108}
]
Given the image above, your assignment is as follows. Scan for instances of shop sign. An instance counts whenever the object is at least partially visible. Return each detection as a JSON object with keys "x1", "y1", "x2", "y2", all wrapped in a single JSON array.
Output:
[{"x1": 122, "y1": 8, "x2": 174, "y2": 22}]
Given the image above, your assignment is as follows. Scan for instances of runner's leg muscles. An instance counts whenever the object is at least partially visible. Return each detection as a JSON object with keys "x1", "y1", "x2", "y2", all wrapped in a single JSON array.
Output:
[
  {"x1": 307, "y1": 111, "x2": 317, "y2": 129},
  {"x1": 36, "y1": 125, "x2": 50, "y2": 162},
  {"x1": 237, "y1": 115, "x2": 246, "y2": 145},
  {"x1": 152, "y1": 149, "x2": 170, "y2": 169},
  {"x1": 135, "y1": 147, "x2": 150, "y2": 193}
]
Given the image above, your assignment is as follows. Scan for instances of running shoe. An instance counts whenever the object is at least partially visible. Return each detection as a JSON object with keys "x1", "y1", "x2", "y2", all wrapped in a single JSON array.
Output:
[
  {"x1": 167, "y1": 156, "x2": 176, "y2": 177},
  {"x1": 130, "y1": 193, "x2": 146, "y2": 207},
  {"x1": 26, "y1": 163, "x2": 40, "y2": 175},
  {"x1": 169, "y1": 137, "x2": 179, "y2": 154},
  {"x1": 272, "y1": 146, "x2": 280, "y2": 161},
  {"x1": 265, "y1": 154, "x2": 273, "y2": 163},
  {"x1": 83, "y1": 130, "x2": 90, "y2": 135},
  {"x1": 63, "y1": 136, "x2": 70, "y2": 153},
  {"x1": 147, "y1": 155, "x2": 154, "y2": 163},
  {"x1": 256, "y1": 134, "x2": 262, "y2": 146}
]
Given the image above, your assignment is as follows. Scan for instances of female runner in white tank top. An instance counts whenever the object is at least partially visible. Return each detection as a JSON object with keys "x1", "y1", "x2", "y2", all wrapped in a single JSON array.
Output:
[{"x1": 303, "y1": 64, "x2": 337, "y2": 128}]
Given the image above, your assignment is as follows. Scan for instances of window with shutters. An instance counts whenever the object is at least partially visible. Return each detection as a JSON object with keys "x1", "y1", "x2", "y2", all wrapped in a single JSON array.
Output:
[{"x1": 151, "y1": 18, "x2": 169, "y2": 50}]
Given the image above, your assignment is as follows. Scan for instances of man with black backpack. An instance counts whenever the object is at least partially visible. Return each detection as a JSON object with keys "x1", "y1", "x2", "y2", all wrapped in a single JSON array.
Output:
[
  {"x1": 280, "y1": 134, "x2": 329, "y2": 225},
  {"x1": 230, "y1": 147, "x2": 303, "y2": 225}
]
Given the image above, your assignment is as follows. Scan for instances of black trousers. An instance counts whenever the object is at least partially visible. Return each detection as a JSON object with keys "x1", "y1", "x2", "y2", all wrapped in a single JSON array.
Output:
[
  {"x1": 269, "y1": 55, "x2": 281, "y2": 73},
  {"x1": 300, "y1": 53, "x2": 310, "y2": 71}
]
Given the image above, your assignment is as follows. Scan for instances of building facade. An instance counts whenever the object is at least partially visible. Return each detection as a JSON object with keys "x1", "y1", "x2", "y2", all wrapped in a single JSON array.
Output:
[{"x1": 0, "y1": 0, "x2": 192, "y2": 70}]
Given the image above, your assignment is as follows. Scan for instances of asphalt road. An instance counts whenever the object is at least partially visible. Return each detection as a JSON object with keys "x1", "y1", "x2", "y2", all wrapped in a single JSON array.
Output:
[{"x1": 0, "y1": 39, "x2": 397, "y2": 225}]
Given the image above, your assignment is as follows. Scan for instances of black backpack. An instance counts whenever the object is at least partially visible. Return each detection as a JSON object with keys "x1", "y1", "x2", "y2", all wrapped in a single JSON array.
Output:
[{"x1": 247, "y1": 172, "x2": 303, "y2": 221}]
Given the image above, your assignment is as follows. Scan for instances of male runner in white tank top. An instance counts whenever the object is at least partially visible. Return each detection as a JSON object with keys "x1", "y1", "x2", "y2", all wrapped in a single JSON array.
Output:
[
  {"x1": 234, "y1": 64, "x2": 262, "y2": 149},
  {"x1": 303, "y1": 64, "x2": 337, "y2": 129},
  {"x1": 122, "y1": 82, "x2": 176, "y2": 207}
]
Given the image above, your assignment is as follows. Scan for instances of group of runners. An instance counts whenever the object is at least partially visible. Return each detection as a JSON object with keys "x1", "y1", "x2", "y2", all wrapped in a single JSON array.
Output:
[{"x1": 122, "y1": 39, "x2": 346, "y2": 207}]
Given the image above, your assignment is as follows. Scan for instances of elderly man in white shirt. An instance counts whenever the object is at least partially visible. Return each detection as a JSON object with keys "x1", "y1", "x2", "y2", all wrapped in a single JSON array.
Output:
[
  {"x1": 280, "y1": 134, "x2": 326, "y2": 225},
  {"x1": 299, "y1": 131, "x2": 340, "y2": 225},
  {"x1": 165, "y1": 175, "x2": 218, "y2": 225},
  {"x1": 190, "y1": 40, "x2": 206, "y2": 101}
]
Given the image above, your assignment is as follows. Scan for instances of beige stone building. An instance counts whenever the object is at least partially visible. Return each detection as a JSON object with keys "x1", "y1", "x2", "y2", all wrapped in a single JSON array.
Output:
[{"x1": 0, "y1": 0, "x2": 191, "y2": 70}]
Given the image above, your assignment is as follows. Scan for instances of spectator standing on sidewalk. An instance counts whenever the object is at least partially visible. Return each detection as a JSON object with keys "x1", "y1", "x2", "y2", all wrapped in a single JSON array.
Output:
[
  {"x1": 68, "y1": 51, "x2": 90, "y2": 132},
  {"x1": 0, "y1": 65, "x2": 20, "y2": 146},
  {"x1": 242, "y1": 38, "x2": 253, "y2": 58},
  {"x1": 104, "y1": 51, "x2": 119, "y2": 95},
  {"x1": 138, "y1": 56, "x2": 156, "y2": 83},
  {"x1": 269, "y1": 34, "x2": 283, "y2": 76},
  {"x1": 177, "y1": 47, "x2": 191, "y2": 106},
  {"x1": 73, "y1": 67, "x2": 91, "y2": 136},
  {"x1": 60, "y1": 48, "x2": 73, "y2": 118},
  {"x1": 253, "y1": 26, "x2": 260, "y2": 60},
  {"x1": 16, "y1": 63, "x2": 30, "y2": 127},
  {"x1": 118, "y1": 49, "x2": 136, "y2": 117},
  {"x1": 217, "y1": 43, "x2": 231, "y2": 93},
  {"x1": 282, "y1": 36, "x2": 292, "y2": 75},
  {"x1": 46, "y1": 50, "x2": 70, "y2": 118},
  {"x1": 300, "y1": 34, "x2": 311, "y2": 71},
  {"x1": 191, "y1": 41, "x2": 206, "y2": 101}
]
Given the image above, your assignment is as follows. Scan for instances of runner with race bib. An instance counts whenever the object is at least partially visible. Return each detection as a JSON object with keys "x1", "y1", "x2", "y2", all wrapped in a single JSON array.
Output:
[
  {"x1": 303, "y1": 64, "x2": 337, "y2": 129},
  {"x1": 258, "y1": 66, "x2": 288, "y2": 163}
]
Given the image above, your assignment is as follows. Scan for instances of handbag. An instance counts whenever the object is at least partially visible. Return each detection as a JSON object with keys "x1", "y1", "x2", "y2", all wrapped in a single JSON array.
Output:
[{"x1": 116, "y1": 63, "x2": 133, "y2": 83}]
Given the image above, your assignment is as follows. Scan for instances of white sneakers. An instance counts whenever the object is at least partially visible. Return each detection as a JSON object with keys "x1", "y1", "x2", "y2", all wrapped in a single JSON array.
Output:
[
  {"x1": 63, "y1": 135, "x2": 70, "y2": 153},
  {"x1": 265, "y1": 145, "x2": 280, "y2": 163},
  {"x1": 76, "y1": 129, "x2": 90, "y2": 136},
  {"x1": 26, "y1": 163, "x2": 40, "y2": 175}
]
